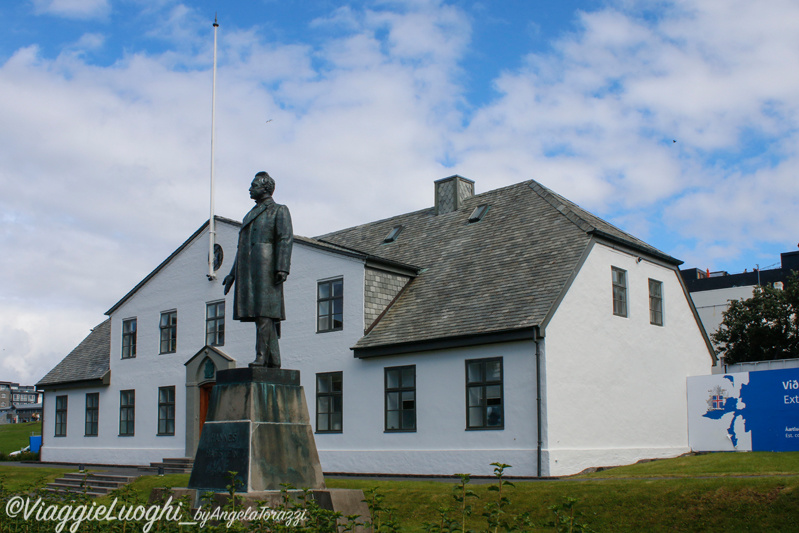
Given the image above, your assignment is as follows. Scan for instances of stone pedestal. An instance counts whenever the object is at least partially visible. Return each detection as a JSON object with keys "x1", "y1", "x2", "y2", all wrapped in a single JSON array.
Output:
[{"x1": 188, "y1": 367, "x2": 325, "y2": 492}]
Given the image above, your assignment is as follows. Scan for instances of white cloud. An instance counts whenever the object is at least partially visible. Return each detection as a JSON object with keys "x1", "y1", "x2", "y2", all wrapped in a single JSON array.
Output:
[
  {"x1": 31, "y1": 0, "x2": 110, "y2": 20},
  {"x1": 4, "y1": 0, "x2": 799, "y2": 384},
  {"x1": 453, "y1": 1, "x2": 799, "y2": 265}
]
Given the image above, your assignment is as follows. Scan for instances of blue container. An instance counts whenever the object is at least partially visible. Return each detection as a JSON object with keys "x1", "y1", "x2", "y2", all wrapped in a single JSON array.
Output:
[{"x1": 29, "y1": 435, "x2": 42, "y2": 454}]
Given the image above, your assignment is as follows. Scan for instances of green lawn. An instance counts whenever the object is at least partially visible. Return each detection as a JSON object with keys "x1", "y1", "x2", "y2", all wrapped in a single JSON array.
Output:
[
  {"x1": 106, "y1": 452, "x2": 799, "y2": 532},
  {"x1": 0, "y1": 463, "x2": 73, "y2": 491},
  {"x1": 3, "y1": 452, "x2": 799, "y2": 532},
  {"x1": 576, "y1": 451, "x2": 799, "y2": 478},
  {"x1": 0, "y1": 421, "x2": 41, "y2": 455}
]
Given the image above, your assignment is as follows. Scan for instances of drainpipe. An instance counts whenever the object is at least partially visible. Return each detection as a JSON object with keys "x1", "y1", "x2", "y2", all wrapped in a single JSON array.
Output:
[{"x1": 535, "y1": 331, "x2": 543, "y2": 477}]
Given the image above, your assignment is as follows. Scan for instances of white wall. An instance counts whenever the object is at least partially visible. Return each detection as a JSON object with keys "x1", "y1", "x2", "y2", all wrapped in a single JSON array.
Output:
[
  {"x1": 311, "y1": 341, "x2": 539, "y2": 477},
  {"x1": 543, "y1": 242, "x2": 712, "y2": 476},
  {"x1": 279, "y1": 243, "x2": 540, "y2": 477},
  {"x1": 42, "y1": 222, "x2": 372, "y2": 466},
  {"x1": 690, "y1": 286, "x2": 755, "y2": 345},
  {"x1": 43, "y1": 222, "x2": 247, "y2": 464}
]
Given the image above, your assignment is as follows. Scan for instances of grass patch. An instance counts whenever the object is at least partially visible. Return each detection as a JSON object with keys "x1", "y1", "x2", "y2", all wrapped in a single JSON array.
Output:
[
  {"x1": 0, "y1": 422, "x2": 41, "y2": 455},
  {"x1": 0, "y1": 463, "x2": 72, "y2": 492},
  {"x1": 577, "y1": 451, "x2": 799, "y2": 478},
  {"x1": 324, "y1": 475, "x2": 799, "y2": 532},
  {"x1": 123, "y1": 453, "x2": 799, "y2": 532},
  {"x1": 4, "y1": 453, "x2": 798, "y2": 531}
]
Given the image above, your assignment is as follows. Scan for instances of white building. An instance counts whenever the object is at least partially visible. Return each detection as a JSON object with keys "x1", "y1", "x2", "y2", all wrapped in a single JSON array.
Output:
[{"x1": 38, "y1": 177, "x2": 714, "y2": 477}]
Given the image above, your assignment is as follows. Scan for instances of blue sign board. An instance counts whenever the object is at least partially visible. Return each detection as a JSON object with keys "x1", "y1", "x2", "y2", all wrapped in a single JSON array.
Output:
[{"x1": 688, "y1": 367, "x2": 799, "y2": 452}]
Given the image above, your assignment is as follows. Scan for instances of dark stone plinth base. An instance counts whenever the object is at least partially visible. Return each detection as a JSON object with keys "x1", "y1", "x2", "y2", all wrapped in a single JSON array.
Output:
[
  {"x1": 217, "y1": 367, "x2": 299, "y2": 385},
  {"x1": 151, "y1": 488, "x2": 372, "y2": 533},
  {"x1": 188, "y1": 368, "x2": 325, "y2": 492}
]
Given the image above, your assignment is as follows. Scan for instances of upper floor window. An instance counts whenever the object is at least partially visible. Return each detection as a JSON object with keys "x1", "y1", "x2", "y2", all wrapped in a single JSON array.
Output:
[
  {"x1": 119, "y1": 390, "x2": 135, "y2": 436},
  {"x1": 466, "y1": 357, "x2": 504, "y2": 429},
  {"x1": 316, "y1": 372, "x2": 343, "y2": 433},
  {"x1": 649, "y1": 279, "x2": 664, "y2": 326},
  {"x1": 317, "y1": 279, "x2": 343, "y2": 333},
  {"x1": 385, "y1": 365, "x2": 416, "y2": 432},
  {"x1": 158, "y1": 386, "x2": 175, "y2": 436},
  {"x1": 612, "y1": 267, "x2": 628, "y2": 317},
  {"x1": 159, "y1": 311, "x2": 177, "y2": 354},
  {"x1": 206, "y1": 301, "x2": 225, "y2": 346},
  {"x1": 85, "y1": 393, "x2": 99, "y2": 437},
  {"x1": 55, "y1": 395, "x2": 68, "y2": 437},
  {"x1": 122, "y1": 318, "x2": 137, "y2": 358}
]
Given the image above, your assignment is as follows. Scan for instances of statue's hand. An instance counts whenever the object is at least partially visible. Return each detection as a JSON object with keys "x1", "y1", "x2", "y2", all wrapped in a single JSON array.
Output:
[
  {"x1": 223, "y1": 274, "x2": 235, "y2": 295},
  {"x1": 275, "y1": 271, "x2": 288, "y2": 285}
]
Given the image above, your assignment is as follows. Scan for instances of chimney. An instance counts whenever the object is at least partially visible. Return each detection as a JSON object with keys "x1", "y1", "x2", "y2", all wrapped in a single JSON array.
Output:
[{"x1": 435, "y1": 175, "x2": 475, "y2": 215}]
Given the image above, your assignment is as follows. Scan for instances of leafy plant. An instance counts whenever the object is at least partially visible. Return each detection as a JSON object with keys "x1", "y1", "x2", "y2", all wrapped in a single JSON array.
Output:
[
  {"x1": 546, "y1": 497, "x2": 595, "y2": 533},
  {"x1": 713, "y1": 271, "x2": 799, "y2": 364},
  {"x1": 452, "y1": 473, "x2": 478, "y2": 533},
  {"x1": 483, "y1": 462, "x2": 517, "y2": 532}
]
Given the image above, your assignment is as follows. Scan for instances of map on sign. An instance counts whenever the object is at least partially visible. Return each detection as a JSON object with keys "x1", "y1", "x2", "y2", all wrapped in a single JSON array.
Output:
[
  {"x1": 700, "y1": 375, "x2": 749, "y2": 448},
  {"x1": 688, "y1": 368, "x2": 799, "y2": 453}
]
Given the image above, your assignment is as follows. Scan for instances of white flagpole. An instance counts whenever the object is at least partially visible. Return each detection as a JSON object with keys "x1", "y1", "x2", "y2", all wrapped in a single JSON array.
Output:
[{"x1": 208, "y1": 15, "x2": 219, "y2": 281}]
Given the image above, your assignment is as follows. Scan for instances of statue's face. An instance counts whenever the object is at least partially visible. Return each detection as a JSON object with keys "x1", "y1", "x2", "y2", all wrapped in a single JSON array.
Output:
[{"x1": 249, "y1": 178, "x2": 269, "y2": 200}]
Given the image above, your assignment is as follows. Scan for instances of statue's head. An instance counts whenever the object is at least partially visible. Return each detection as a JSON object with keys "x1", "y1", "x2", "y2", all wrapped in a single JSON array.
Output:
[{"x1": 253, "y1": 171, "x2": 275, "y2": 195}]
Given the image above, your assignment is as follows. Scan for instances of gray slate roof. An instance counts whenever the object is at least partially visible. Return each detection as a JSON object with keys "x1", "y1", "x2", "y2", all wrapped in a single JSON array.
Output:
[
  {"x1": 37, "y1": 320, "x2": 110, "y2": 388},
  {"x1": 317, "y1": 179, "x2": 678, "y2": 354}
]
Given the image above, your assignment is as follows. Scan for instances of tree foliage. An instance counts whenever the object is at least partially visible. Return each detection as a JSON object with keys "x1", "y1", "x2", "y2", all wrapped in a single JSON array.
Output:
[{"x1": 712, "y1": 272, "x2": 799, "y2": 364}]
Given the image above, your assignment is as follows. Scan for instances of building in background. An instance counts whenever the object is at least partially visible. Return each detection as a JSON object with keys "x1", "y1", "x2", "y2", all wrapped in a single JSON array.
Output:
[
  {"x1": 0, "y1": 382, "x2": 43, "y2": 424},
  {"x1": 681, "y1": 251, "x2": 799, "y2": 373},
  {"x1": 38, "y1": 177, "x2": 714, "y2": 477}
]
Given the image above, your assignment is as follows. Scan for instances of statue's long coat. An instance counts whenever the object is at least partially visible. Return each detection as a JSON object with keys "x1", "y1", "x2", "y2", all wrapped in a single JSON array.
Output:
[{"x1": 229, "y1": 198, "x2": 293, "y2": 321}]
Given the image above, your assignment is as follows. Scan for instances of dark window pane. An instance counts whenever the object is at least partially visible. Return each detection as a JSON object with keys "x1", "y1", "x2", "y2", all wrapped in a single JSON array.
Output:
[
  {"x1": 401, "y1": 367, "x2": 415, "y2": 388},
  {"x1": 469, "y1": 407, "x2": 483, "y2": 427},
  {"x1": 387, "y1": 411, "x2": 399, "y2": 430},
  {"x1": 318, "y1": 375, "x2": 331, "y2": 394},
  {"x1": 318, "y1": 283, "x2": 330, "y2": 299},
  {"x1": 387, "y1": 392, "x2": 399, "y2": 411},
  {"x1": 318, "y1": 301, "x2": 330, "y2": 317},
  {"x1": 486, "y1": 385, "x2": 502, "y2": 401},
  {"x1": 468, "y1": 386, "x2": 482, "y2": 407},
  {"x1": 486, "y1": 361, "x2": 501, "y2": 382},
  {"x1": 402, "y1": 410, "x2": 415, "y2": 430},
  {"x1": 386, "y1": 370, "x2": 399, "y2": 389},
  {"x1": 487, "y1": 406, "x2": 503, "y2": 427},
  {"x1": 318, "y1": 396, "x2": 330, "y2": 413},
  {"x1": 467, "y1": 363, "x2": 482, "y2": 383}
]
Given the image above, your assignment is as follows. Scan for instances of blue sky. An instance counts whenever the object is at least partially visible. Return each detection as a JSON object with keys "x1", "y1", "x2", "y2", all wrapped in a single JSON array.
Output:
[{"x1": 2, "y1": 0, "x2": 798, "y2": 383}]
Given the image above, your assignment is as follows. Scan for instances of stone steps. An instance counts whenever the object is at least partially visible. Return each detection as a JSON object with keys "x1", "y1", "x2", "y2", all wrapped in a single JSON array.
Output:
[
  {"x1": 139, "y1": 457, "x2": 194, "y2": 474},
  {"x1": 45, "y1": 472, "x2": 138, "y2": 497}
]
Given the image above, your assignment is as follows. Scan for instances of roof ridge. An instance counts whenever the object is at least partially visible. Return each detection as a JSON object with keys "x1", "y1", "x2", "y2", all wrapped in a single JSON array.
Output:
[
  {"x1": 528, "y1": 180, "x2": 595, "y2": 233},
  {"x1": 528, "y1": 180, "x2": 678, "y2": 264},
  {"x1": 315, "y1": 206, "x2": 434, "y2": 240}
]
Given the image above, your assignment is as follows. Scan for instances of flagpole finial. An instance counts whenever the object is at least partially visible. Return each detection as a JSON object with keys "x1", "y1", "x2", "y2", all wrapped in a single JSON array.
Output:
[{"x1": 214, "y1": 13, "x2": 218, "y2": 27}]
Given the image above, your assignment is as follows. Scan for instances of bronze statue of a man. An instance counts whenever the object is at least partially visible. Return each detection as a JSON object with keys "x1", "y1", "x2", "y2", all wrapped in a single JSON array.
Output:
[{"x1": 223, "y1": 171, "x2": 293, "y2": 368}]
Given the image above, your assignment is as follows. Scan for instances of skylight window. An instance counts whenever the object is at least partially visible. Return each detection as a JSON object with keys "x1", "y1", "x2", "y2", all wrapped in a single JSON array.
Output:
[
  {"x1": 383, "y1": 225, "x2": 404, "y2": 243},
  {"x1": 468, "y1": 204, "x2": 490, "y2": 223}
]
